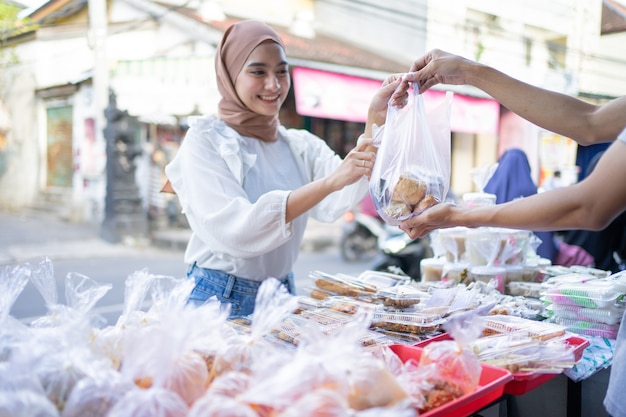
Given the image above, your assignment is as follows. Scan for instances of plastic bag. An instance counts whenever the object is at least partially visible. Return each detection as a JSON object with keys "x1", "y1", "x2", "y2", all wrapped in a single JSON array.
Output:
[
  {"x1": 418, "y1": 313, "x2": 483, "y2": 397},
  {"x1": 370, "y1": 82, "x2": 452, "y2": 225}
]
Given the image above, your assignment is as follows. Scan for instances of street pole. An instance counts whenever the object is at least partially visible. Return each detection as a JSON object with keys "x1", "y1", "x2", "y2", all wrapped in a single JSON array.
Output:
[{"x1": 88, "y1": 0, "x2": 109, "y2": 220}]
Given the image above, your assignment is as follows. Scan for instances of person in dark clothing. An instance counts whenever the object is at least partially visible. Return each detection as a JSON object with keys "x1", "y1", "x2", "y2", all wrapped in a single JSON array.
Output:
[
  {"x1": 483, "y1": 148, "x2": 559, "y2": 262},
  {"x1": 562, "y1": 151, "x2": 626, "y2": 273}
]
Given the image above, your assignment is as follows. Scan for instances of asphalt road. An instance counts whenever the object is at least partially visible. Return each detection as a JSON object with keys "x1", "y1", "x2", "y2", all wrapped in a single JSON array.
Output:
[{"x1": 1, "y1": 209, "x2": 373, "y2": 325}]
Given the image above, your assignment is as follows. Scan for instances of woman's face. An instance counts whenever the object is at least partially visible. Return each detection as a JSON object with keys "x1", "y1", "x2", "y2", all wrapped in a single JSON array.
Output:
[{"x1": 235, "y1": 40, "x2": 290, "y2": 116}]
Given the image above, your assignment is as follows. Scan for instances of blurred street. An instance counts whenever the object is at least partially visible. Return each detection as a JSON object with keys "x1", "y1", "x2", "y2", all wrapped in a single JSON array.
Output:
[{"x1": 1, "y1": 209, "x2": 374, "y2": 324}]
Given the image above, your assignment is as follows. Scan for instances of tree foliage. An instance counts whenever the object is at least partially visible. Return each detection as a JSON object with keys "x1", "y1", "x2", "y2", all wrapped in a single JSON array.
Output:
[{"x1": 1, "y1": 2, "x2": 37, "y2": 67}]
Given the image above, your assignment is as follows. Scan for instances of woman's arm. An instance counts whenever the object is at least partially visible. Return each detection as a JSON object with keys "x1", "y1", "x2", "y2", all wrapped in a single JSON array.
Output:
[{"x1": 285, "y1": 75, "x2": 405, "y2": 222}]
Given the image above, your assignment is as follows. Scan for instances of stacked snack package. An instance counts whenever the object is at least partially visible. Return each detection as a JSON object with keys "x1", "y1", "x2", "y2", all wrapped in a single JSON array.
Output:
[{"x1": 543, "y1": 272, "x2": 625, "y2": 340}]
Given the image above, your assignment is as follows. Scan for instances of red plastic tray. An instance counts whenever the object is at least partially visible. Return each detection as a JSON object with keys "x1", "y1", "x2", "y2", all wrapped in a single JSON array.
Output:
[
  {"x1": 390, "y1": 344, "x2": 513, "y2": 417},
  {"x1": 413, "y1": 333, "x2": 590, "y2": 396}
]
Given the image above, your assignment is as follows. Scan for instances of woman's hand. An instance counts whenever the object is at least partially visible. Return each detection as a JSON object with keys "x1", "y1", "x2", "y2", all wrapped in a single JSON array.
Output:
[
  {"x1": 325, "y1": 138, "x2": 376, "y2": 191},
  {"x1": 365, "y1": 74, "x2": 408, "y2": 135}
]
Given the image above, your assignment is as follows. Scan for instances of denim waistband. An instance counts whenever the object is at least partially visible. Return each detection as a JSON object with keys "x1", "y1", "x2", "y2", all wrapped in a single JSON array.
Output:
[{"x1": 187, "y1": 263, "x2": 293, "y2": 299}]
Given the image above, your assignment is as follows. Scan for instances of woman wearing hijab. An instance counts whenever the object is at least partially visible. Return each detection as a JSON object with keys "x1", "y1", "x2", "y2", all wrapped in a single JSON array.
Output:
[
  {"x1": 164, "y1": 20, "x2": 402, "y2": 317},
  {"x1": 483, "y1": 148, "x2": 559, "y2": 262}
]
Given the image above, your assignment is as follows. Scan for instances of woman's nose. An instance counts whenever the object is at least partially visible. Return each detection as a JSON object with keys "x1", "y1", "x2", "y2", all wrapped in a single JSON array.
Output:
[{"x1": 265, "y1": 75, "x2": 279, "y2": 89}]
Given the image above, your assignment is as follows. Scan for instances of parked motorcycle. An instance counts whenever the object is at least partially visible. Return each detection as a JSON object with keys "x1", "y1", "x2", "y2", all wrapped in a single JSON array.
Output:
[
  {"x1": 371, "y1": 224, "x2": 433, "y2": 280},
  {"x1": 369, "y1": 191, "x2": 455, "y2": 280},
  {"x1": 340, "y1": 196, "x2": 386, "y2": 262}
]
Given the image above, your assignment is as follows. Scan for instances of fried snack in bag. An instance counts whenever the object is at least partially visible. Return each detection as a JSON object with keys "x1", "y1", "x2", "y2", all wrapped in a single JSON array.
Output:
[
  {"x1": 370, "y1": 82, "x2": 452, "y2": 226},
  {"x1": 107, "y1": 387, "x2": 189, "y2": 417},
  {"x1": 418, "y1": 313, "x2": 483, "y2": 396},
  {"x1": 61, "y1": 370, "x2": 133, "y2": 417}
]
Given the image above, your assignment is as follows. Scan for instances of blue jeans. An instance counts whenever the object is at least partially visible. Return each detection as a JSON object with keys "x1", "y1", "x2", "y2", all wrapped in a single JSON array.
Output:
[{"x1": 186, "y1": 263, "x2": 296, "y2": 318}]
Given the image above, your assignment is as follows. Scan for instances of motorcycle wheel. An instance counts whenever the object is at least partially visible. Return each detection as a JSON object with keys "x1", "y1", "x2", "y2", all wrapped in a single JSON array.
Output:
[{"x1": 340, "y1": 225, "x2": 378, "y2": 262}]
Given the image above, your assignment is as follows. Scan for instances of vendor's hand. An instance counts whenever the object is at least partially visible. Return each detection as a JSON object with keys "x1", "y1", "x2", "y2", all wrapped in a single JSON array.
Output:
[
  {"x1": 366, "y1": 74, "x2": 407, "y2": 131},
  {"x1": 398, "y1": 49, "x2": 474, "y2": 96},
  {"x1": 399, "y1": 202, "x2": 459, "y2": 239},
  {"x1": 327, "y1": 138, "x2": 376, "y2": 190}
]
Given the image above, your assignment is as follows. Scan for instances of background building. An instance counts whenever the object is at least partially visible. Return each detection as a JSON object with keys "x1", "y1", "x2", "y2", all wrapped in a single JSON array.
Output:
[{"x1": 1, "y1": 0, "x2": 625, "y2": 230}]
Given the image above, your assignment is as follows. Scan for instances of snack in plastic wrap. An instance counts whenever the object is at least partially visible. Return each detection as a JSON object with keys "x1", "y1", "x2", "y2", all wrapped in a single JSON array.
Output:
[
  {"x1": 61, "y1": 372, "x2": 133, "y2": 417},
  {"x1": 347, "y1": 357, "x2": 409, "y2": 410},
  {"x1": 370, "y1": 311, "x2": 444, "y2": 336},
  {"x1": 377, "y1": 285, "x2": 430, "y2": 309},
  {"x1": 0, "y1": 390, "x2": 59, "y2": 417},
  {"x1": 369, "y1": 82, "x2": 452, "y2": 226},
  {"x1": 419, "y1": 340, "x2": 482, "y2": 396},
  {"x1": 107, "y1": 387, "x2": 189, "y2": 417},
  {"x1": 478, "y1": 315, "x2": 566, "y2": 341}
]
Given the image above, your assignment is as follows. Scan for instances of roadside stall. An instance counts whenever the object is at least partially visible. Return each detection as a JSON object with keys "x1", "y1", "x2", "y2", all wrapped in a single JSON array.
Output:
[{"x1": 0, "y1": 239, "x2": 622, "y2": 417}]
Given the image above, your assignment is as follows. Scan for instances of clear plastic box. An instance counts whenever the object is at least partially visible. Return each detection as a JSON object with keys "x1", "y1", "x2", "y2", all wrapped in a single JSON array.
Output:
[
  {"x1": 544, "y1": 281, "x2": 621, "y2": 308},
  {"x1": 550, "y1": 303, "x2": 625, "y2": 325},
  {"x1": 377, "y1": 285, "x2": 430, "y2": 309}
]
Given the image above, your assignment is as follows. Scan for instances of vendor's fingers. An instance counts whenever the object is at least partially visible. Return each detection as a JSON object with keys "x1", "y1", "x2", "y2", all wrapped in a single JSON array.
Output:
[{"x1": 399, "y1": 223, "x2": 426, "y2": 239}]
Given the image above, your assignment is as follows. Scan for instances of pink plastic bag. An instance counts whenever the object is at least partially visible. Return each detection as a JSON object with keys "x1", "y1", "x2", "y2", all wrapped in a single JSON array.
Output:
[{"x1": 370, "y1": 82, "x2": 452, "y2": 226}]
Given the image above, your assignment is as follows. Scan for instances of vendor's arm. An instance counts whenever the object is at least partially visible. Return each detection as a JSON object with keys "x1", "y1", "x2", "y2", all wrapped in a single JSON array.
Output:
[
  {"x1": 400, "y1": 139, "x2": 626, "y2": 238},
  {"x1": 401, "y1": 49, "x2": 626, "y2": 145}
]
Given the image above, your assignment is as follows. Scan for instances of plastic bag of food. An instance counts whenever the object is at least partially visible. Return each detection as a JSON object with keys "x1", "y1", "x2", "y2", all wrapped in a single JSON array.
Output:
[
  {"x1": 61, "y1": 370, "x2": 133, "y2": 417},
  {"x1": 418, "y1": 314, "x2": 483, "y2": 395},
  {"x1": 107, "y1": 387, "x2": 189, "y2": 417},
  {"x1": 370, "y1": 82, "x2": 452, "y2": 225}
]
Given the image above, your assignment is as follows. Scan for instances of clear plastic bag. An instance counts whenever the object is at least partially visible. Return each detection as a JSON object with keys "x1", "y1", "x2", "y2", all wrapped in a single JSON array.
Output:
[{"x1": 370, "y1": 82, "x2": 452, "y2": 225}]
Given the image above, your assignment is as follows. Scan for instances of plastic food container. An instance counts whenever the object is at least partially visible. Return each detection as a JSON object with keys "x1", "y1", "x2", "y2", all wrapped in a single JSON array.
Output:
[
  {"x1": 377, "y1": 285, "x2": 430, "y2": 309},
  {"x1": 504, "y1": 265, "x2": 524, "y2": 284},
  {"x1": 470, "y1": 265, "x2": 506, "y2": 293},
  {"x1": 553, "y1": 317, "x2": 620, "y2": 339},
  {"x1": 441, "y1": 262, "x2": 470, "y2": 284},
  {"x1": 544, "y1": 281, "x2": 622, "y2": 308},
  {"x1": 389, "y1": 343, "x2": 513, "y2": 417},
  {"x1": 463, "y1": 192, "x2": 497, "y2": 208},
  {"x1": 478, "y1": 315, "x2": 566, "y2": 341},
  {"x1": 435, "y1": 227, "x2": 468, "y2": 262},
  {"x1": 420, "y1": 257, "x2": 445, "y2": 282},
  {"x1": 466, "y1": 228, "x2": 529, "y2": 266},
  {"x1": 322, "y1": 296, "x2": 380, "y2": 315},
  {"x1": 501, "y1": 334, "x2": 590, "y2": 395},
  {"x1": 522, "y1": 264, "x2": 541, "y2": 282},
  {"x1": 569, "y1": 265, "x2": 611, "y2": 278},
  {"x1": 608, "y1": 270, "x2": 626, "y2": 293},
  {"x1": 506, "y1": 281, "x2": 544, "y2": 298},
  {"x1": 549, "y1": 303, "x2": 625, "y2": 325},
  {"x1": 357, "y1": 270, "x2": 411, "y2": 290},
  {"x1": 309, "y1": 270, "x2": 375, "y2": 297},
  {"x1": 371, "y1": 311, "x2": 445, "y2": 335}
]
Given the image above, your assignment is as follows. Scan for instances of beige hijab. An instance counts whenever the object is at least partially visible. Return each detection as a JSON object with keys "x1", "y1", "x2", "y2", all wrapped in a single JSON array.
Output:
[
  {"x1": 216, "y1": 20, "x2": 286, "y2": 142},
  {"x1": 162, "y1": 20, "x2": 285, "y2": 194}
]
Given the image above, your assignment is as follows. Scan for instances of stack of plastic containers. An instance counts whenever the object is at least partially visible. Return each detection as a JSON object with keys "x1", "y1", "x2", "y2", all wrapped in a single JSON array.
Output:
[
  {"x1": 421, "y1": 222, "x2": 548, "y2": 294},
  {"x1": 543, "y1": 272, "x2": 626, "y2": 339}
]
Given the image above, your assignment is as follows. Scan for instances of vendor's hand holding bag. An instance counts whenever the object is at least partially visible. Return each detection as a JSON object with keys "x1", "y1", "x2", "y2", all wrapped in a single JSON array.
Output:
[{"x1": 370, "y1": 82, "x2": 452, "y2": 226}]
